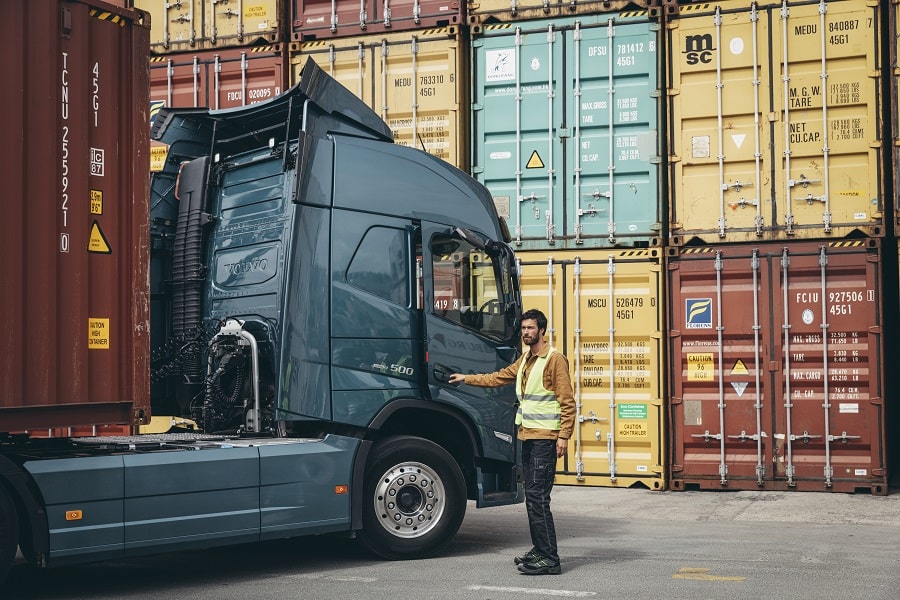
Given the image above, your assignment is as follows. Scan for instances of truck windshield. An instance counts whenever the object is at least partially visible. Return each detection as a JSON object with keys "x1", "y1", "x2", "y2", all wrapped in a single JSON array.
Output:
[{"x1": 428, "y1": 231, "x2": 516, "y2": 340}]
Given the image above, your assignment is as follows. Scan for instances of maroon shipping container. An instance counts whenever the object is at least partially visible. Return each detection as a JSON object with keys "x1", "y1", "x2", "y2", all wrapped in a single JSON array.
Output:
[
  {"x1": 291, "y1": 0, "x2": 464, "y2": 41},
  {"x1": 150, "y1": 44, "x2": 287, "y2": 111},
  {"x1": 667, "y1": 240, "x2": 888, "y2": 494},
  {"x1": 0, "y1": 0, "x2": 151, "y2": 431}
]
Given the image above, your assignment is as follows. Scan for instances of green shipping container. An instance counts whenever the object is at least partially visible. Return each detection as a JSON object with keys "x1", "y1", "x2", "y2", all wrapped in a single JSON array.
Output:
[{"x1": 471, "y1": 12, "x2": 663, "y2": 251}]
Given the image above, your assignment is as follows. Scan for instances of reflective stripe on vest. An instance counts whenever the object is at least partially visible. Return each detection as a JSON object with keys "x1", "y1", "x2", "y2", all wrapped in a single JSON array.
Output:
[{"x1": 514, "y1": 348, "x2": 561, "y2": 430}]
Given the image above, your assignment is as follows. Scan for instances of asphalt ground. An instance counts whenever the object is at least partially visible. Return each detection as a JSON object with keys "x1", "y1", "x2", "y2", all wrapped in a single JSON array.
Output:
[{"x1": 5, "y1": 483, "x2": 899, "y2": 599}]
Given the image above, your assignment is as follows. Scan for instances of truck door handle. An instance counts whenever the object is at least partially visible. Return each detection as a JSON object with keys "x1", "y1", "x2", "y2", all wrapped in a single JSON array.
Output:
[{"x1": 432, "y1": 364, "x2": 458, "y2": 384}]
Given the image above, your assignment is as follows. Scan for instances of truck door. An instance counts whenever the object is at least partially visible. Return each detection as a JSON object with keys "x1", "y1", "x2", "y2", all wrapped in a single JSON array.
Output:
[{"x1": 419, "y1": 222, "x2": 521, "y2": 462}]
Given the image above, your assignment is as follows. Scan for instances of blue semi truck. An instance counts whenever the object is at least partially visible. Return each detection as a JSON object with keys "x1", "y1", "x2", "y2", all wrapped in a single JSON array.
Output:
[{"x1": 0, "y1": 58, "x2": 523, "y2": 582}]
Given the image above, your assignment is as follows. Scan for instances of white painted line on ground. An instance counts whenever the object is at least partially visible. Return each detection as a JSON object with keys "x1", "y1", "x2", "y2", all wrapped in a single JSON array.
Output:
[{"x1": 467, "y1": 585, "x2": 596, "y2": 597}]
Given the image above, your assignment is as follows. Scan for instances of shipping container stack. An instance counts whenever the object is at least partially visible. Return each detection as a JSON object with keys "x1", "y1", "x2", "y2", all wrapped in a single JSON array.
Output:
[
  {"x1": 136, "y1": 0, "x2": 899, "y2": 493},
  {"x1": 665, "y1": 0, "x2": 893, "y2": 495}
]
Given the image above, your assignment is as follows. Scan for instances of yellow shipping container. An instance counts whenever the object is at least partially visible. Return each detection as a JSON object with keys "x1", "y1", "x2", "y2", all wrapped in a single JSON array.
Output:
[
  {"x1": 667, "y1": 0, "x2": 884, "y2": 245},
  {"x1": 292, "y1": 28, "x2": 469, "y2": 171},
  {"x1": 517, "y1": 248, "x2": 665, "y2": 489},
  {"x1": 136, "y1": 0, "x2": 284, "y2": 53}
]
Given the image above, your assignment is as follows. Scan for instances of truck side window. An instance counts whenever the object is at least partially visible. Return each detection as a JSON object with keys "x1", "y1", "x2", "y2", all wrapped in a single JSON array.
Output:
[
  {"x1": 347, "y1": 227, "x2": 410, "y2": 307},
  {"x1": 430, "y1": 234, "x2": 504, "y2": 339}
]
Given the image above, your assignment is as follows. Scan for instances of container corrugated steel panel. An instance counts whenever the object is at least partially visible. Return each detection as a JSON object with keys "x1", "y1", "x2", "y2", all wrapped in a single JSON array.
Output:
[
  {"x1": 518, "y1": 248, "x2": 665, "y2": 488},
  {"x1": 291, "y1": 0, "x2": 464, "y2": 41},
  {"x1": 150, "y1": 44, "x2": 287, "y2": 110},
  {"x1": 467, "y1": 0, "x2": 657, "y2": 25},
  {"x1": 667, "y1": 0, "x2": 885, "y2": 245},
  {"x1": 135, "y1": 0, "x2": 285, "y2": 53},
  {"x1": 292, "y1": 28, "x2": 468, "y2": 170},
  {"x1": 667, "y1": 239, "x2": 887, "y2": 494},
  {"x1": 0, "y1": 1, "x2": 151, "y2": 431},
  {"x1": 472, "y1": 12, "x2": 663, "y2": 251}
]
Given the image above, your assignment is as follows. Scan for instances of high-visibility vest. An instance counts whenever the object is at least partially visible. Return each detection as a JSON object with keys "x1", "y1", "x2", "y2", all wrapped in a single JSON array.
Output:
[{"x1": 514, "y1": 348, "x2": 561, "y2": 430}]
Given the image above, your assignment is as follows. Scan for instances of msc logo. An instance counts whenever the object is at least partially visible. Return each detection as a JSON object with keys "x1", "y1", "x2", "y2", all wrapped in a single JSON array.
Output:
[
  {"x1": 684, "y1": 34, "x2": 715, "y2": 65},
  {"x1": 686, "y1": 298, "x2": 713, "y2": 329}
]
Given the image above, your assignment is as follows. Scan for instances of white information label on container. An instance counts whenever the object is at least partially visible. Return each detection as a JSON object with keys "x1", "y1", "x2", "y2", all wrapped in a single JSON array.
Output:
[
  {"x1": 692, "y1": 135, "x2": 710, "y2": 158},
  {"x1": 854, "y1": 469, "x2": 867, "y2": 476},
  {"x1": 490, "y1": 151, "x2": 512, "y2": 160},
  {"x1": 839, "y1": 403, "x2": 859, "y2": 414},
  {"x1": 485, "y1": 50, "x2": 515, "y2": 82}
]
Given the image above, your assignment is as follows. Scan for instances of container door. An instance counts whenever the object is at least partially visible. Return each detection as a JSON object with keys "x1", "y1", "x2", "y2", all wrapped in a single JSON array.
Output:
[
  {"x1": 205, "y1": 0, "x2": 281, "y2": 47},
  {"x1": 472, "y1": 21, "x2": 565, "y2": 248},
  {"x1": 136, "y1": 0, "x2": 203, "y2": 53},
  {"x1": 770, "y1": 0, "x2": 882, "y2": 239},
  {"x1": 150, "y1": 56, "x2": 208, "y2": 108},
  {"x1": 210, "y1": 48, "x2": 285, "y2": 110},
  {"x1": 668, "y1": 3, "x2": 769, "y2": 242},
  {"x1": 568, "y1": 18, "x2": 659, "y2": 246},
  {"x1": 773, "y1": 241, "x2": 886, "y2": 493},
  {"x1": 669, "y1": 246, "x2": 772, "y2": 488}
]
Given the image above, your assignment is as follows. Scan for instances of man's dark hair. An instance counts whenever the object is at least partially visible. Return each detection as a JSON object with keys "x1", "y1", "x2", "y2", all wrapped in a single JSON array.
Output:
[{"x1": 521, "y1": 308, "x2": 548, "y2": 334}]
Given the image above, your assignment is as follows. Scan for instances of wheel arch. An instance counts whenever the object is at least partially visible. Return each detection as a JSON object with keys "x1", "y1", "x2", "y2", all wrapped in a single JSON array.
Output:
[
  {"x1": 0, "y1": 453, "x2": 49, "y2": 565},
  {"x1": 349, "y1": 400, "x2": 482, "y2": 531}
]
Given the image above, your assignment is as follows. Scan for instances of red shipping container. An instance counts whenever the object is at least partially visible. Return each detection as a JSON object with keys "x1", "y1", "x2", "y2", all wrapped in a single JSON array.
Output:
[
  {"x1": 0, "y1": 0, "x2": 151, "y2": 431},
  {"x1": 291, "y1": 0, "x2": 463, "y2": 41},
  {"x1": 667, "y1": 239, "x2": 888, "y2": 494},
  {"x1": 150, "y1": 44, "x2": 287, "y2": 111}
]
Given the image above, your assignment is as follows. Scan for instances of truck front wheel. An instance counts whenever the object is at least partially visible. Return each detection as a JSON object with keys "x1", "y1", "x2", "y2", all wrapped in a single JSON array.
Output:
[
  {"x1": 359, "y1": 436, "x2": 466, "y2": 560},
  {"x1": 0, "y1": 486, "x2": 18, "y2": 582}
]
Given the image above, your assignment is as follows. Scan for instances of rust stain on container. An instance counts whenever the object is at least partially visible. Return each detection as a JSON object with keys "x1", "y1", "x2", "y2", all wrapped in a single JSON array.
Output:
[
  {"x1": 667, "y1": 239, "x2": 887, "y2": 494},
  {"x1": 518, "y1": 249, "x2": 666, "y2": 489},
  {"x1": 0, "y1": 1, "x2": 151, "y2": 431},
  {"x1": 667, "y1": 0, "x2": 884, "y2": 245}
]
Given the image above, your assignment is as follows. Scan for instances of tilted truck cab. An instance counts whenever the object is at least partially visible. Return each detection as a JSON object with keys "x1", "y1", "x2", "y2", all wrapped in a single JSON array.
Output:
[{"x1": 0, "y1": 58, "x2": 523, "y2": 580}]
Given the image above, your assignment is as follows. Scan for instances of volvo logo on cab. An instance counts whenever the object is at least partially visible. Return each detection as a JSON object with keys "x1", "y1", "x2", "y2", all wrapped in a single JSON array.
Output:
[{"x1": 684, "y1": 34, "x2": 715, "y2": 65}]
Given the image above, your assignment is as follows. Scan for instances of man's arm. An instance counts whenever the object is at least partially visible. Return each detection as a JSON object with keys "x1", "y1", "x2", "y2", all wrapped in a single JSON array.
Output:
[
  {"x1": 448, "y1": 360, "x2": 520, "y2": 387},
  {"x1": 549, "y1": 353, "x2": 576, "y2": 456}
]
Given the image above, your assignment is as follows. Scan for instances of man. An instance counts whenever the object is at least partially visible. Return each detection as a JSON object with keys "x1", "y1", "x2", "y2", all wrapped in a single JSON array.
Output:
[{"x1": 449, "y1": 308, "x2": 575, "y2": 575}]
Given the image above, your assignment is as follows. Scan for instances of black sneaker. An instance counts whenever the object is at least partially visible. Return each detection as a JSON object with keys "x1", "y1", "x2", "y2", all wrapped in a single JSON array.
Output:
[
  {"x1": 513, "y1": 549, "x2": 540, "y2": 565},
  {"x1": 517, "y1": 556, "x2": 561, "y2": 575}
]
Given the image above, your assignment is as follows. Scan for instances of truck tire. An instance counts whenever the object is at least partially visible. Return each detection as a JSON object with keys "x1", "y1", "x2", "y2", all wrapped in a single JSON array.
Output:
[
  {"x1": 359, "y1": 436, "x2": 466, "y2": 560},
  {"x1": 0, "y1": 486, "x2": 18, "y2": 583}
]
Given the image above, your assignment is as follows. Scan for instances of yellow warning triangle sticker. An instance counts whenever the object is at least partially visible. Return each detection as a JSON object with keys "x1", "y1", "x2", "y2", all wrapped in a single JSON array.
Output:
[
  {"x1": 526, "y1": 151, "x2": 545, "y2": 169},
  {"x1": 730, "y1": 359, "x2": 749, "y2": 376},
  {"x1": 88, "y1": 221, "x2": 112, "y2": 254}
]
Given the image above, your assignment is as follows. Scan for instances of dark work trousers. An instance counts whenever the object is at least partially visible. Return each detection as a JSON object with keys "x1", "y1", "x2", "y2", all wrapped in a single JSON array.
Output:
[{"x1": 522, "y1": 438, "x2": 559, "y2": 564}]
